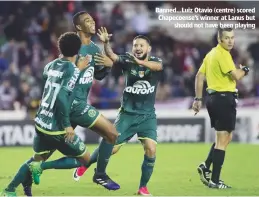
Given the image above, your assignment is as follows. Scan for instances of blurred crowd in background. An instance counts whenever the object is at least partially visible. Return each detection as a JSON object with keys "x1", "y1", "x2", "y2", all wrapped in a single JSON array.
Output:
[{"x1": 0, "y1": 1, "x2": 259, "y2": 111}]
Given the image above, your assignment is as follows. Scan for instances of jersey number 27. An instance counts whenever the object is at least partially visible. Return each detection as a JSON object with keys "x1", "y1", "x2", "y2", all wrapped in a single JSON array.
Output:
[{"x1": 41, "y1": 81, "x2": 61, "y2": 110}]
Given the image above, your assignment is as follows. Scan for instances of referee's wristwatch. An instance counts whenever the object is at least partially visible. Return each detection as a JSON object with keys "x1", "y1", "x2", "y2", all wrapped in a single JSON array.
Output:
[
  {"x1": 241, "y1": 66, "x2": 250, "y2": 76},
  {"x1": 194, "y1": 97, "x2": 202, "y2": 101}
]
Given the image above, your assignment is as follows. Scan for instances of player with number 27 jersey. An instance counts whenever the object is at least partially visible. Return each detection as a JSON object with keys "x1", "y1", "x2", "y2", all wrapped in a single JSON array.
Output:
[{"x1": 35, "y1": 58, "x2": 80, "y2": 133}]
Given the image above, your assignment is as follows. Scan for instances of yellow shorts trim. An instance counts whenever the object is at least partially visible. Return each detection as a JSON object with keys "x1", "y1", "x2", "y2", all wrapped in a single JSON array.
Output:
[
  {"x1": 138, "y1": 137, "x2": 158, "y2": 144},
  {"x1": 35, "y1": 125, "x2": 66, "y2": 135},
  {"x1": 114, "y1": 142, "x2": 126, "y2": 148},
  {"x1": 88, "y1": 113, "x2": 101, "y2": 129},
  {"x1": 34, "y1": 150, "x2": 51, "y2": 155}
]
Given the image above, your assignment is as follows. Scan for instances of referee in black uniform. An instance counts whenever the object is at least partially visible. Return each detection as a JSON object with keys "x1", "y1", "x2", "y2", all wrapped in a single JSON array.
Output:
[{"x1": 192, "y1": 28, "x2": 250, "y2": 189}]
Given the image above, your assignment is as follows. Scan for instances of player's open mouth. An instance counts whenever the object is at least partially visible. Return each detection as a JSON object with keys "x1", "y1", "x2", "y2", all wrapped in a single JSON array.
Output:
[{"x1": 135, "y1": 51, "x2": 142, "y2": 56}]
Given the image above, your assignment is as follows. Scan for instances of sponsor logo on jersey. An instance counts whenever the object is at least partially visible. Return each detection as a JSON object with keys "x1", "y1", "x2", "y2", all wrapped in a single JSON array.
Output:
[
  {"x1": 125, "y1": 80, "x2": 155, "y2": 95},
  {"x1": 81, "y1": 105, "x2": 90, "y2": 115},
  {"x1": 67, "y1": 68, "x2": 80, "y2": 91},
  {"x1": 79, "y1": 67, "x2": 94, "y2": 84},
  {"x1": 40, "y1": 110, "x2": 53, "y2": 118},
  {"x1": 35, "y1": 117, "x2": 52, "y2": 130},
  {"x1": 48, "y1": 69, "x2": 64, "y2": 78}
]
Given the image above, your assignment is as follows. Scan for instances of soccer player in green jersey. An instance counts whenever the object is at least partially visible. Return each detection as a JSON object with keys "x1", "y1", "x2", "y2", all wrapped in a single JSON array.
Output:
[
  {"x1": 69, "y1": 11, "x2": 120, "y2": 190},
  {"x1": 20, "y1": 11, "x2": 120, "y2": 195},
  {"x1": 74, "y1": 27, "x2": 163, "y2": 196},
  {"x1": 1, "y1": 32, "x2": 92, "y2": 197}
]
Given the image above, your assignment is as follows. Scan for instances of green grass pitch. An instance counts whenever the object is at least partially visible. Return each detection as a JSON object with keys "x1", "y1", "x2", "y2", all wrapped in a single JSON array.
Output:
[{"x1": 1, "y1": 143, "x2": 259, "y2": 196}]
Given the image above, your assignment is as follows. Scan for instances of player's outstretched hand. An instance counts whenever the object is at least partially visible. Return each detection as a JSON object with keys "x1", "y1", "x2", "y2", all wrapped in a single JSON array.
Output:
[
  {"x1": 192, "y1": 100, "x2": 202, "y2": 115},
  {"x1": 77, "y1": 55, "x2": 90, "y2": 70},
  {"x1": 65, "y1": 127, "x2": 75, "y2": 143},
  {"x1": 94, "y1": 53, "x2": 113, "y2": 67},
  {"x1": 125, "y1": 52, "x2": 140, "y2": 64},
  {"x1": 97, "y1": 27, "x2": 112, "y2": 43}
]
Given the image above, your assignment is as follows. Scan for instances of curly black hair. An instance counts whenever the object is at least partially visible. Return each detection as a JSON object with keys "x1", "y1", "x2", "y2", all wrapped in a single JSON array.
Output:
[{"x1": 58, "y1": 32, "x2": 81, "y2": 57}]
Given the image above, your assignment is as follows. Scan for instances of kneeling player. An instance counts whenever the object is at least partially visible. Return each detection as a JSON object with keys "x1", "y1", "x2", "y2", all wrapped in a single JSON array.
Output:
[{"x1": 73, "y1": 28, "x2": 163, "y2": 196}]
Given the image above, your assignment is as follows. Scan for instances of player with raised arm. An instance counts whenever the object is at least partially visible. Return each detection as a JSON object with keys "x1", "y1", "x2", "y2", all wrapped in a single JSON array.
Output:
[
  {"x1": 69, "y1": 11, "x2": 120, "y2": 190},
  {"x1": 20, "y1": 11, "x2": 120, "y2": 196},
  {"x1": 73, "y1": 27, "x2": 163, "y2": 195},
  {"x1": 1, "y1": 32, "x2": 91, "y2": 197},
  {"x1": 19, "y1": 12, "x2": 120, "y2": 196}
]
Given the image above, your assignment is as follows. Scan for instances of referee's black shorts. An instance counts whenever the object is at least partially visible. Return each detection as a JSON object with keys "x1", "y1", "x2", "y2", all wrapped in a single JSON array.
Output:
[{"x1": 206, "y1": 92, "x2": 237, "y2": 132}]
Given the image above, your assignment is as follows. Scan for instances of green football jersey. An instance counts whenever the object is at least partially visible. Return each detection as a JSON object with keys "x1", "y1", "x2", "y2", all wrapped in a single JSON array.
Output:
[
  {"x1": 35, "y1": 58, "x2": 80, "y2": 133},
  {"x1": 117, "y1": 54, "x2": 163, "y2": 114},
  {"x1": 73, "y1": 41, "x2": 101, "y2": 101}
]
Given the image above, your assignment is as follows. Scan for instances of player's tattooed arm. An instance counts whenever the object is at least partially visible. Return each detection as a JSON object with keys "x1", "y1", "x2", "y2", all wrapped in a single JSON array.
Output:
[
  {"x1": 126, "y1": 53, "x2": 163, "y2": 71},
  {"x1": 97, "y1": 27, "x2": 119, "y2": 63},
  {"x1": 103, "y1": 42, "x2": 119, "y2": 62},
  {"x1": 136, "y1": 60, "x2": 162, "y2": 71},
  {"x1": 94, "y1": 53, "x2": 113, "y2": 67}
]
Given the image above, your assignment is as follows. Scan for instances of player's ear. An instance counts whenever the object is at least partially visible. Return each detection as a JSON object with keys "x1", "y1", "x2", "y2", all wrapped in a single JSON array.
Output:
[
  {"x1": 76, "y1": 25, "x2": 82, "y2": 31},
  {"x1": 217, "y1": 35, "x2": 221, "y2": 43},
  {"x1": 148, "y1": 46, "x2": 151, "y2": 53},
  {"x1": 217, "y1": 32, "x2": 221, "y2": 43}
]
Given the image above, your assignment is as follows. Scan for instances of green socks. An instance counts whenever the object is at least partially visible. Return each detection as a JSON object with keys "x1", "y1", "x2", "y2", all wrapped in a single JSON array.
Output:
[
  {"x1": 41, "y1": 157, "x2": 82, "y2": 170},
  {"x1": 96, "y1": 139, "x2": 114, "y2": 173},
  {"x1": 139, "y1": 155, "x2": 156, "y2": 188},
  {"x1": 85, "y1": 146, "x2": 99, "y2": 168},
  {"x1": 6, "y1": 158, "x2": 33, "y2": 192},
  {"x1": 85, "y1": 139, "x2": 113, "y2": 174}
]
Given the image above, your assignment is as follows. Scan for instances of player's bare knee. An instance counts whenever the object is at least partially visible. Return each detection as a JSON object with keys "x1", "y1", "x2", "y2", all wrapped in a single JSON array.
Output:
[
  {"x1": 107, "y1": 125, "x2": 118, "y2": 144},
  {"x1": 144, "y1": 146, "x2": 156, "y2": 157},
  {"x1": 33, "y1": 154, "x2": 45, "y2": 161}
]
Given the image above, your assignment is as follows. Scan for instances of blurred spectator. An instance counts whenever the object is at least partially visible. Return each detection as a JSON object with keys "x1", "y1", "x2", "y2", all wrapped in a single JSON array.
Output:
[
  {"x1": 0, "y1": 78, "x2": 17, "y2": 110},
  {"x1": 17, "y1": 41, "x2": 31, "y2": 68},
  {"x1": 0, "y1": 51, "x2": 8, "y2": 75},
  {"x1": 248, "y1": 36, "x2": 259, "y2": 82},
  {"x1": 130, "y1": 3, "x2": 149, "y2": 35},
  {"x1": 110, "y1": 3, "x2": 125, "y2": 32},
  {"x1": 0, "y1": 1, "x2": 258, "y2": 111},
  {"x1": 1, "y1": 39, "x2": 18, "y2": 65},
  {"x1": 156, "y1": 82, "x2": 171, "y2": 101}
]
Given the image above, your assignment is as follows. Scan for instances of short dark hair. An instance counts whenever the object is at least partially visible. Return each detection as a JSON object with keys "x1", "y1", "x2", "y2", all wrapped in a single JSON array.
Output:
[
  {"x1": 218, "y1": 28, "x2": 233, "y2": 39},
  {"x1": 58, "y1": 32, "x2": 81, "y2": 57},
  {"x1": 133, "y1": 35, "x2": 151, "y2": 45},
  {"x1": 73, "y1": 11, "x2": 88, "y2": 31}
]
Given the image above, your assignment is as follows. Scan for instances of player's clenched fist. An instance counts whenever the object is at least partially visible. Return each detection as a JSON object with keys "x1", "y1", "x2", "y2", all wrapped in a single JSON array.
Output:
[{"x1": 97, "y1": 27, "x2": 112, "y2": 43}]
